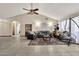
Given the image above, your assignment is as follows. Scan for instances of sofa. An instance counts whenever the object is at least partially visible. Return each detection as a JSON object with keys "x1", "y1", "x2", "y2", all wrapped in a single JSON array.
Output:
[
  {"x1": 36, "y1": 31, "x2": 52, "y2": 38},
  {"x1": 25, "y1": 31, "x2": 35, "y2": 40}
]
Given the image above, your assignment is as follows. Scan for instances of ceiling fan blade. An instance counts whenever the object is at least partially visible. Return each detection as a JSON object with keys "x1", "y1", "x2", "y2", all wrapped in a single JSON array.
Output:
[
  {"x1": 23, "y1": 8, "x2": 30, "y2": 11},
  {"x1": 27, "y1": 12, "x2": 32, "y2": 15},
  {"x1": 33, "y1": 8, "x2": 39, "y2": 11},
  {"x1": 33, "y1": 12, "x2": 39, "y2": 15}
]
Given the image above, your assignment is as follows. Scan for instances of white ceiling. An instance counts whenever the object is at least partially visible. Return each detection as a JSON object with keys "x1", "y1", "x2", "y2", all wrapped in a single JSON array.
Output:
[{"x1": 0, "y1": 3, "x2": 79, "y2": 20}]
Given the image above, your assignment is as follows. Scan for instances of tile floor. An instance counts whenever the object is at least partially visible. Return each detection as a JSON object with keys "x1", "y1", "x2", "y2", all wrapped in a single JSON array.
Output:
[{"x1": 0, "y1": 37, "x2": 79, "y2": 56}]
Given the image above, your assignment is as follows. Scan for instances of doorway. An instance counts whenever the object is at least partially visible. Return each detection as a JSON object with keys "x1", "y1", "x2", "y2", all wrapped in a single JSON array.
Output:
[{"x1": 12, "y1": 21, "x2": 20, "y2": 36}]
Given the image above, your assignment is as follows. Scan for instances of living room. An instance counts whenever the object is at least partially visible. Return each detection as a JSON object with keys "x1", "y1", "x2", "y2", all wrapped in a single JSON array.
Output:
[{"x1": 0, "y1": 3, "x2": 79, "y2": 56}]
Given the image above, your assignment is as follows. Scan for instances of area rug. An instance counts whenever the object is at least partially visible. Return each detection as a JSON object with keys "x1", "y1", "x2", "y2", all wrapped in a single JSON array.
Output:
[{"x1": 28, "y1": 38, "x2": 67, "y2": 45}]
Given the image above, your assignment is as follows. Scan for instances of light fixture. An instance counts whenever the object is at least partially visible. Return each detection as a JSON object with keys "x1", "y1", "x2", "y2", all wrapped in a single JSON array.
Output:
[
  {"x1": 48, "y1": 22, "x2": 53, "y2": 26},
  {"x1": 12, "y1": 21, "x2": 16, "y2": 23},
  {"x1": 35, "y1": 21, "x2": 41, "y2": 27}
]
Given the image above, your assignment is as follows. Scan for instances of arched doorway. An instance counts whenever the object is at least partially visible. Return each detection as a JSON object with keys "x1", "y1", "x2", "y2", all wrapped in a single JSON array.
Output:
[{"x1": 12, "y1": 21, "x2": 20, "y2": 36}]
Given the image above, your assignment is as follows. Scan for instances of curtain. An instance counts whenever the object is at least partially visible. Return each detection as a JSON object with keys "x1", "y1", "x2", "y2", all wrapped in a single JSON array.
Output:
[
  {"x1": 59, "y1": 19, "x2": 69, "y2": 32},
  {"x1": 59, "y1": 17, "x2": 79, "y2": 43},
  {"x1": 71, "y1": 17, "x2": 79, "y2": 43}
]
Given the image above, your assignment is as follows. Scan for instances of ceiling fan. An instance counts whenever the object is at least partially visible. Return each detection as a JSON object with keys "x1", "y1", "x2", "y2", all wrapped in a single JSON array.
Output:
[{"x1": 23, "y1": 3, "x2": 39, "y2": 15}]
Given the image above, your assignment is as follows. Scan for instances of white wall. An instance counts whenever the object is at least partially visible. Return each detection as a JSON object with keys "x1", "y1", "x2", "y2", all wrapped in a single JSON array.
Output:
[
  {"x1": 0, "y1": 20, "x2": 11, "y2": 36},
  {"x1": 10, "y1": 14, "x2": 57, "y2": 36}
]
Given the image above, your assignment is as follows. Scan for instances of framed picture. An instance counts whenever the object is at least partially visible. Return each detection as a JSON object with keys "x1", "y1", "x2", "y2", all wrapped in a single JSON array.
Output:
[{"x1": 25, "y1": 24, "x2": 32, "y2": 32}]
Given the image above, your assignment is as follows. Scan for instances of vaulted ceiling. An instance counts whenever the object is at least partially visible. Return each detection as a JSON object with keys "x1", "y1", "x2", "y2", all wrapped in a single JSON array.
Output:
[{"x1": 0, "y1": 3, "x2": 79, "y2": 21}]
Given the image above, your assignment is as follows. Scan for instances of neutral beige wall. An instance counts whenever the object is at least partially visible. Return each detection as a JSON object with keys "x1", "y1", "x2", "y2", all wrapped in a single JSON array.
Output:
[
  {"x1": 9, "y1": 14, "x2": 57, "y2": 36},
  {"x1": 0, "y1": 21, "x2": 11, "y2": 36},
  {"x1": 0, "y1": 14, "x2": 57, "y2": 36}
]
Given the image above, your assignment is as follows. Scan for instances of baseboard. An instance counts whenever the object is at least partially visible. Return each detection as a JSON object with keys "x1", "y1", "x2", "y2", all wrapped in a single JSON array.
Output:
[
  {"x1": 0, "y1": 35, "x2": 26, "y2": 37},
  {"x1": 20, "y1": 35, "x2": 26, "y2": 37},
  {"x1": 0, "y1": 35, "x2": 11, "y2": 37}
]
